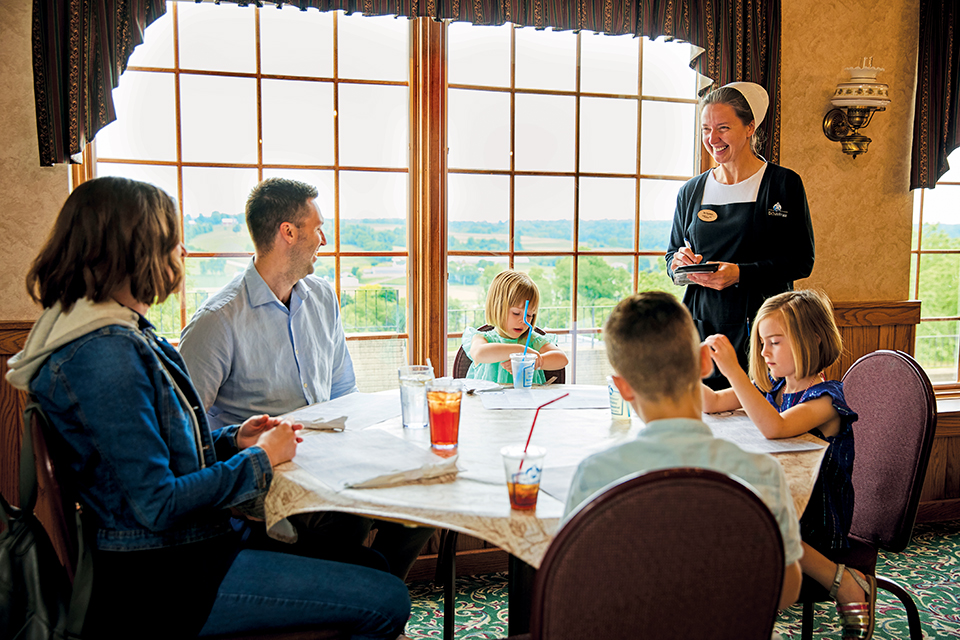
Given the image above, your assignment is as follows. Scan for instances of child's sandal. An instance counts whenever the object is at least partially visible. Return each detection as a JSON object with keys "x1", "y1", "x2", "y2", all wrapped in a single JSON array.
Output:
[{"x1": 829, "y1": 563, "x2": 877, "y2": 640}]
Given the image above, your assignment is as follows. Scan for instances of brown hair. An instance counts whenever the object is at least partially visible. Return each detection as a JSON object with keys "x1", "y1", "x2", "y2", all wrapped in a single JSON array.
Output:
[
  {"x1": 26, "y1": 176, "x2": 183, "y2": 311},
  {"x1": 485, "y1": 270, "x2": 540, "y2": 339},
  {"x1": 245, "y1": 177, "x2": 319, "y2": 253},
  {"x1": 603, "y1": 291, "x2": 701, "y2": 402},
  {"x1": 749, "y1": 290, "x2": 843, "y2": 392},
  {"x1": 701, "y1": 86, "x2": 764, "y2": 157}
]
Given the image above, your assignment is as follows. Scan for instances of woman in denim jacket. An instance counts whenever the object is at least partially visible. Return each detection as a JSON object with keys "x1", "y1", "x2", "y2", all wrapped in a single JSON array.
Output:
[{"x1": 6, "y1": 177, "x2": 410, "y2": 639}]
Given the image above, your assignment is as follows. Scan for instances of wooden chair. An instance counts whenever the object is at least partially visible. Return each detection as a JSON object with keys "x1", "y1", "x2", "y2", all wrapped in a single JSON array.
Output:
[
  {"x1": 509, "y1": 467, "x2": 787, "y2": 639},
  {"x1": 452, "y1": 324, "x2": 566, "y2": 384},
  {"x1": 798, "y1": 350, "x2": 937, "y2": 640}
]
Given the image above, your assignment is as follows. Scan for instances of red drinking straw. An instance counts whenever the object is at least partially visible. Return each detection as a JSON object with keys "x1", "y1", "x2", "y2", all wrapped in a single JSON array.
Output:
[{"x1": 518, "y1": 392, "x2": 569, "y2": 471}]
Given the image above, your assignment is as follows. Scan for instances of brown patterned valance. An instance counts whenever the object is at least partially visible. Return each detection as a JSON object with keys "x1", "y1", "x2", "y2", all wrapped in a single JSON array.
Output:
[
  {"x1": 32, "y1": 0, "x2": 781, "y2": 165},
  {"x1": 911, "y1": 0, "x2": 959, "y2": 190}
]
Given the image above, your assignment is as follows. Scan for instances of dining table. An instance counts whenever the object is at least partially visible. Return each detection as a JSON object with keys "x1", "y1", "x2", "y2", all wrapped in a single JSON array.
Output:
[{"x1": 263, "y1": 384, "x2": 827, "y2": 637}]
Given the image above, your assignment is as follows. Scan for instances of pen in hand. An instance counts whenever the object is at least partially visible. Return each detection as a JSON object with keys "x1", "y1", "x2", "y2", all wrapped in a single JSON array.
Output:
[{"x1": 683, "y1": 238, "x2": 702, "y2": 265}]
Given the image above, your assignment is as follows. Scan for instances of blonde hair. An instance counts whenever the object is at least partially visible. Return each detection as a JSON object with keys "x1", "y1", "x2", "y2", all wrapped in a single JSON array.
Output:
[
  {"x1": 485, "y1": 270, "x2": 540, "y2": 339},
  {"x1": 603, "y1": 291, "x2": 701, "y2": 402},
  {"x1": 27, "y1": 176, "x2": 184, "y2": 311},
  {"x1": 749, "y1": 290, "x2": 843, "y2": 392}
]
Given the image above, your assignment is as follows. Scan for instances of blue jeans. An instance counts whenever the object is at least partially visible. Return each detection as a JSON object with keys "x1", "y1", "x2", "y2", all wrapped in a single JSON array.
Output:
[{"x1": 199, "y1": 548, "x2": 410, "y2": 639}]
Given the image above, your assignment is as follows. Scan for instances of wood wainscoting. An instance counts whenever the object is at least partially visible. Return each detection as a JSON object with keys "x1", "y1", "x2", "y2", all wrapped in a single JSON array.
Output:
[
  {"x1": 824, "y1": 301, "x2": 921, "y2": 381},
  {"x1": 0, "y1": 321, "x2": 32, "y2": 504}
]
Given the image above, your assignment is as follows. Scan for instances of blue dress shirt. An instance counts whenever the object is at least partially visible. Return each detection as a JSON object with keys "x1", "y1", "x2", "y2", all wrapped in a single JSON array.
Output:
[{"x1": 180, "y1": 258, "x2": 358, "y2": 430}]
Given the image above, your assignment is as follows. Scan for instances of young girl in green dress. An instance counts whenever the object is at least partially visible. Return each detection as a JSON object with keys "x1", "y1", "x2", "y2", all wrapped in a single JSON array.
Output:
[{"x1": 461, "y1": 270, "x2": 568, "y2": 384}]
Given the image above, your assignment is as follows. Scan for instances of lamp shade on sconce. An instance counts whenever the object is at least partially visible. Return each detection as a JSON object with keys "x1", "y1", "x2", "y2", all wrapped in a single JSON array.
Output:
[{"x1": 823, "y1": 57, "x2": 890, "y2": 159}]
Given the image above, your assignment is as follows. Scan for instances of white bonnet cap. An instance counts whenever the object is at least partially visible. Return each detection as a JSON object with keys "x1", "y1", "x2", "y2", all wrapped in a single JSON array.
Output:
[{"x1": 721, "y1": 81, "x2": 769, "y2": 128}]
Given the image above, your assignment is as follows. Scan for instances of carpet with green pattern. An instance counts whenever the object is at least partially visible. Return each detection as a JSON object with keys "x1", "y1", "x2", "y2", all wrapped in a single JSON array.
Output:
[{"x1": 406, "y1": 520, "x2": 960, "y2": 639}]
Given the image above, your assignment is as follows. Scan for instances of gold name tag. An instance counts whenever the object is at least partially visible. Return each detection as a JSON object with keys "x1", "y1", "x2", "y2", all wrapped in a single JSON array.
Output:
[{"x1": 698, "y1": 209, "x2": 718, "y2": 222}]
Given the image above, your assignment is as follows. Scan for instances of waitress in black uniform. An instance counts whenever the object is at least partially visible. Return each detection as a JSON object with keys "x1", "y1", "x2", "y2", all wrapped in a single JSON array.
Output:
[{"x1": 666, "y1": 82, "x2": 815, "y2": 389}]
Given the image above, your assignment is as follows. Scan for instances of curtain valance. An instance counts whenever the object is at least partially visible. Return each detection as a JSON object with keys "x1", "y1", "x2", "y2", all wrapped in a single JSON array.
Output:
[
  {"x1": 32, "y1": 0, "x2": 781, "y2": 166},
  {"x1": 911, "y1": 0, "x2": 959, "y2": 190}
]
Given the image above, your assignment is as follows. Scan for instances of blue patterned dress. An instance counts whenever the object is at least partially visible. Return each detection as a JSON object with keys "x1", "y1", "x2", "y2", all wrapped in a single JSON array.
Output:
[{"x1": 764, "y1": 378, "x2": 857, "y2": 551}]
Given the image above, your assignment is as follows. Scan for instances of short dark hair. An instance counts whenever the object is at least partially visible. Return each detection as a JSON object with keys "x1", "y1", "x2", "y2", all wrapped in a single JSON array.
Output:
[
  {"x1": 26, "y1": 176, "x2": 183, "y2": 311},
  {"x1": 701, "y1": 86, "x2": 764, "y2": 157},
  {"x1": 245, "y1": 178, "x2": 319, "y2": 253},
  {"x1": 603, "y1": 291, "x2": 701, "y2": 402}
]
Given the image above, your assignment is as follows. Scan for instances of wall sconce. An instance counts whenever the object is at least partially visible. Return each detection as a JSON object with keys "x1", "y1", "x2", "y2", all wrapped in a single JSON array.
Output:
[{"x1": 823, "y1": 57, "x2": 890, "y2": 158}]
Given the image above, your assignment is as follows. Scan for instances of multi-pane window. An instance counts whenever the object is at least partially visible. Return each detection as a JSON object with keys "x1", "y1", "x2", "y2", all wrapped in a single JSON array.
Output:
[
  {"x1": 96, "y1": 3, "x2": 411, "y2": 390},
  {"x1": 95, "y1": 2, "x2": 701, "y2": 389},
  {"x1": 445, "y1": 25, "x2": 699, "y2": 384},
  {"x1": 912, "y1": 148, "x2": 960, "y2": 388}
]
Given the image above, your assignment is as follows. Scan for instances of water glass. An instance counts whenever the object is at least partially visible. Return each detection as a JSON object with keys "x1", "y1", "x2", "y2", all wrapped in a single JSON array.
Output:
[{"x1": 399, "y1": 365, "x2": 434, "y2": 428}]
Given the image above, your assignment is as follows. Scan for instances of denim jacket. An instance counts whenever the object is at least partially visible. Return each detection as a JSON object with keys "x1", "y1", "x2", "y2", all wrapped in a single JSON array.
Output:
[{"x1": 19, "y1": 304, "x2": 273, "y2": 551}]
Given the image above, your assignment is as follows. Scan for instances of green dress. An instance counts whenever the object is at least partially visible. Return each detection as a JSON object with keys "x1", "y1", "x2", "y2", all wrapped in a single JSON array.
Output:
[{"x1": 461, "y1": 327, "x2": 557, "y2": 385}]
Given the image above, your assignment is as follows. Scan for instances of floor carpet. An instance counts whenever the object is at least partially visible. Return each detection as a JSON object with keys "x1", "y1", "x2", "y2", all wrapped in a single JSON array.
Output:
[{"x1": 405, "y1": 520, "x2": 960, "y2": 639}]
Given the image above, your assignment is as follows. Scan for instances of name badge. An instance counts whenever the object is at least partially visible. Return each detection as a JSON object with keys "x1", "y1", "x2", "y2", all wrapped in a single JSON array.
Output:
[
  {"x1": 698, "y1": 209, "x2": 718, "y2": 222},
  {"x1": 768, "y1": 202, "x2": 788, "y2": 218}
]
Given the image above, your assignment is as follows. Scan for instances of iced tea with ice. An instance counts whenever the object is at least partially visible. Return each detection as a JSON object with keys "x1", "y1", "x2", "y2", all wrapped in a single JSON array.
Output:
[
  {"x1": 427, "y1": 379, "x2": 462, "y2": 452},
  {"x1": 507, "y1": 481, "x2": 540, "y2": 510}
]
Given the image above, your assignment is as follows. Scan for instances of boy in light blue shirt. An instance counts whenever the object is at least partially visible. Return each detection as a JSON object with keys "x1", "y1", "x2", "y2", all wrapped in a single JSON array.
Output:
[{"x1": 564, "y1": 291, "x2": 803, "y2": 610}]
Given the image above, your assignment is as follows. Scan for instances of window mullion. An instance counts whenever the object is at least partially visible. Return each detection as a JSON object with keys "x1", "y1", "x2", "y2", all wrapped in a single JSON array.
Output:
[{"x1": 408, "y1": 17, "x2": 447, "y2": 373}]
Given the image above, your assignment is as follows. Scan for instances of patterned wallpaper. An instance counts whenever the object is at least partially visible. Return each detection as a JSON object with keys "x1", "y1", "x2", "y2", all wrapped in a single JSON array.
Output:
[
  {"x1": 0, "y1": 0, "x2": 69, "y2": 322},
  {"x1": 780, "y1": 0, "x2": 919, "y2": 302}
]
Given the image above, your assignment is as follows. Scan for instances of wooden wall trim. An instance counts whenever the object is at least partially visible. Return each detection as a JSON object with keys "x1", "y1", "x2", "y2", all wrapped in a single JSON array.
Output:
[
  {"x1": 823, "y1": 301, "x2": 919, "y2": 383},
  {"x1": 831, "y1": 300, "x2": 921, "y2": 328},
  {"x1": 0, "y1": 321, "x2": 32, "y2": 355},
  {"x1": 1, "y1": 321, "x2": 32, "y2": 505}
]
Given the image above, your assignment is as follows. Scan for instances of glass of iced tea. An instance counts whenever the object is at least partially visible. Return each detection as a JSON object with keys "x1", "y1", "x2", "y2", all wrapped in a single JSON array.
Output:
[
  {"x1": 500, "y1": 445, "x2": 546, "y2": 510},
  {"x1": 426, "y1": 378, "x2": 462, "y2": 454}
]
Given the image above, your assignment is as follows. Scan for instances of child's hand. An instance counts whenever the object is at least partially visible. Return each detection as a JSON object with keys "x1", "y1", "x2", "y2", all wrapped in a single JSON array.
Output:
[{"x1": 704, "y1": 334, "x2": 741, "y2": 377}]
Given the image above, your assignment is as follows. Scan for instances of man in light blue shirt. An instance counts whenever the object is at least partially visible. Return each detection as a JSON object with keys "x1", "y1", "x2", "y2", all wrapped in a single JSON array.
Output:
[
  {"x1": 564, "y1": 291, "x2": 803, "y2": 612},
  {"x1": 180, "y1": 178, "x2": 431, "y2": 581},
  {"x1": 180, "y1": 186, "x2": 355, "y2": 431}
]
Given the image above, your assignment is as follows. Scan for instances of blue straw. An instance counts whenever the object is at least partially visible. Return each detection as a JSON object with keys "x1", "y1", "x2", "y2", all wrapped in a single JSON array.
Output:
[{"x1": 522, "y1": 299, "x2": 534, "y2": 356}]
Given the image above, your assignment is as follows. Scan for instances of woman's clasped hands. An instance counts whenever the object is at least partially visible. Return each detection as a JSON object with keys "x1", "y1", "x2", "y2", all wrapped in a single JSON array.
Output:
[{"x1": 237, "y1": 414, "x2": 304, "y2": 467}]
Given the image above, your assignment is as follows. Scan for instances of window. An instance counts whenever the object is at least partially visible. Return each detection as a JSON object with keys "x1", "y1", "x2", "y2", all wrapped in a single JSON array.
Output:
[
  {"x1": 912, "y1": 147, "x2": 960, "y2": 388},
  {"x1": 95, "y1": 2, "x2": 701, "y2": 389},
  {"x1": 444, "y1": 25, "x2": 699, "y2": 384}
]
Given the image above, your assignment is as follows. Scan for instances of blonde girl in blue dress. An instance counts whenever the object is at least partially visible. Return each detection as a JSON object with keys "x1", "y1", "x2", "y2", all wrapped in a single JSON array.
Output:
[
  {"x1": 462, "y1": 270, "x2": 568, "y2": 385},
  {"x1": 702, "y1": 289, "x2": 875, "y2": 640}
]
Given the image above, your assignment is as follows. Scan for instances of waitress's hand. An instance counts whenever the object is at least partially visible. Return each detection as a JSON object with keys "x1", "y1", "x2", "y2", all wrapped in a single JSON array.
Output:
[
  {"x1": 670, "y1": 246, "x2": 702, "y2": 271},
  {"x1": 254, "y1": 420, "x2": 303, "y2": 467},
  {"x1": 686, "y1": 261, "x2": 740, "y2": 290},
  {"x1": 704, "y1": 334, "x2": 741, "y2": 378}
]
